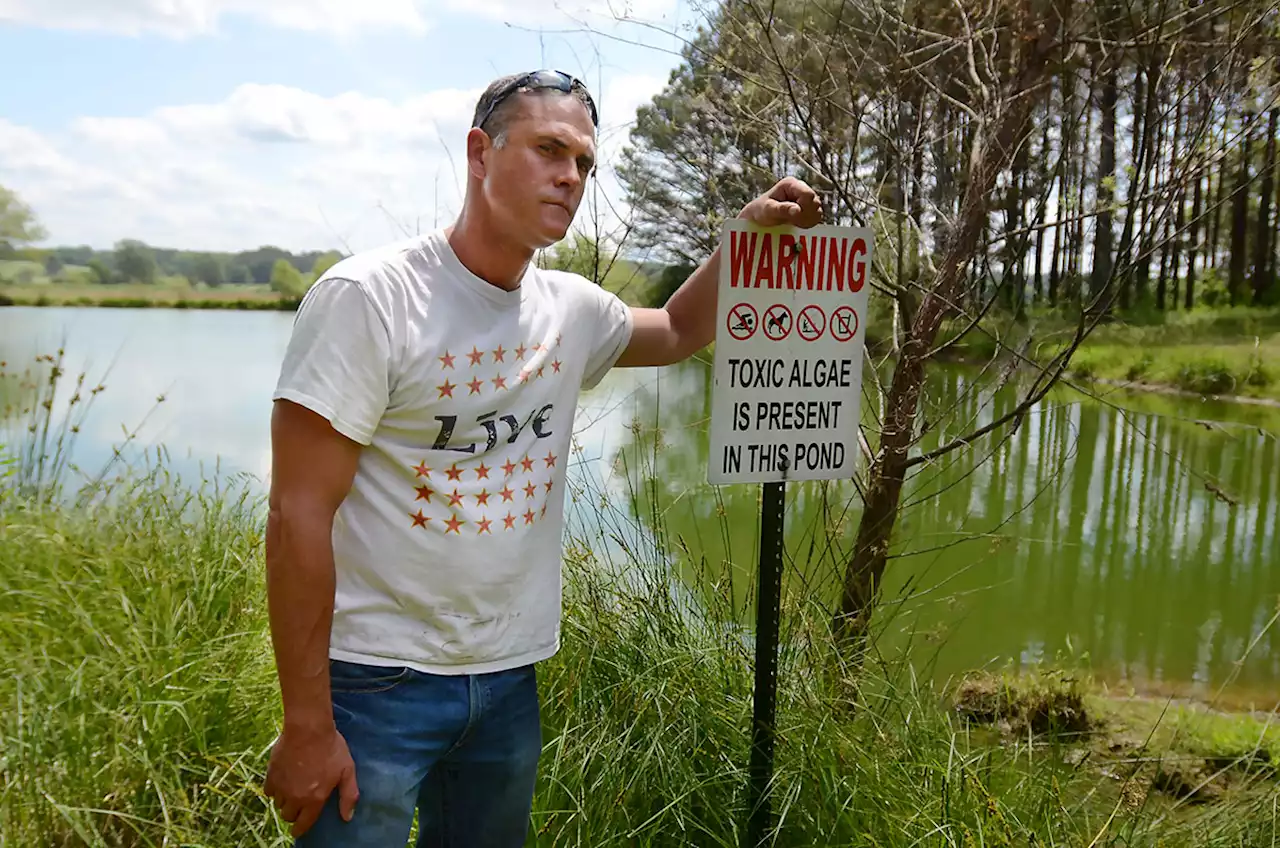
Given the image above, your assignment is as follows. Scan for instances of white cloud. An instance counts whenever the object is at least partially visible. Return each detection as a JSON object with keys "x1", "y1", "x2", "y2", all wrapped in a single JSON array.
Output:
[
  {"x1": 599, "y1": 73, "x2": 665, "y2": 139},
  {"x1": 0, "y1": 0, "x2": 679, "y2": 36},
  {"x1": 444, "y1": 0, "x2": 678, "y2": 25},
  {"x1": 0, "y1": 0, "x2": 429, "y2": 36},
  {"x1": 0, "y1": 75, "x2": 665, "y2": 254}
]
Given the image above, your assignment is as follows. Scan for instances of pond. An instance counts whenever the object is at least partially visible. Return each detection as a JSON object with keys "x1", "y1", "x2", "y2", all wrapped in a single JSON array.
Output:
[{"x1": 2, "y1": 305, "x2": 1277, "y2": 707}]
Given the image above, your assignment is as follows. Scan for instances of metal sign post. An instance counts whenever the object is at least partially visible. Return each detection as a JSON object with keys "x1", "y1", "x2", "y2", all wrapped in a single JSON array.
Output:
[
  {"x1": 706, "y1": 220, "x2": 873, "y2": 848},
  {"x1": 747, "y1": 476, "x2": 786, "y2": 847}
]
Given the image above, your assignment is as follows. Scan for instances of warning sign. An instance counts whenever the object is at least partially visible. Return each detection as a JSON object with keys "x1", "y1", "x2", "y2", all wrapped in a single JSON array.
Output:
[{"x1": 708, "y1": 221, "x2": 873, "y2": 484}]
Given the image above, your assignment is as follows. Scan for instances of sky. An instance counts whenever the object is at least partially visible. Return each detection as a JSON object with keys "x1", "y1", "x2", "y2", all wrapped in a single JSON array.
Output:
[{"x1": 0, "y1": 0, "x2": 700, "y2": 254}]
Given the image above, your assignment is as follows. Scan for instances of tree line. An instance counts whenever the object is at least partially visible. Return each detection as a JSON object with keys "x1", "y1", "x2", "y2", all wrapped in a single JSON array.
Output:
[
  {"x1": 620, "y1": 0, "x2": 1280, "y2": 317},
  {"x1": 33, "y1": 240, "x2": 341, "y2": 291},
  {"x1": 0, "y1": 185, "x2": 341, "y2": 295}
]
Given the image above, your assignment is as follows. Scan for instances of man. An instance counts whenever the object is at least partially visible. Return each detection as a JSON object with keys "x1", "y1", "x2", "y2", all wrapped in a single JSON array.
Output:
[{"x1": 263, "y1": 69, "x2": 822, "y2": 846}]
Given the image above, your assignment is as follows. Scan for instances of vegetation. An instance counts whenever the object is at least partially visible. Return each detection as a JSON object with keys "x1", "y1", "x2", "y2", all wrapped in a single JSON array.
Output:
[
  {"x1": 0, "y1": 185, "x2": 46, "y2": 253},
  {"x1": 924, "y1": 307, "x2": 1280, "y2": 401},
  {"x1": 0, "y1": 354, "x2": 1274, "y2": 846},
  {"x1": 618, "y1": 0, "x2": 1280, "y2": 657}
]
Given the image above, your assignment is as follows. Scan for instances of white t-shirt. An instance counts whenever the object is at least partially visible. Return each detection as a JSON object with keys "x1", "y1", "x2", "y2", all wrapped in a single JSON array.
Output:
[{"x1": 272, "y1": 229, "x2": 634, "y2": 675}]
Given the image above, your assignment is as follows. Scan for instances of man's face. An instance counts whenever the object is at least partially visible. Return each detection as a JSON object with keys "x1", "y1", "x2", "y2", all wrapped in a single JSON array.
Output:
[{"x1": 479, "y1": 93, "x2": 597, "y2": 250}]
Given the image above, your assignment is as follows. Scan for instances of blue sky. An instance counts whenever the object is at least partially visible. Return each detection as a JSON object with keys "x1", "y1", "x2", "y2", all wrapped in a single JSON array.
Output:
[{"x1": 0, "y1": 1, "x2": 696, "y2": 253}]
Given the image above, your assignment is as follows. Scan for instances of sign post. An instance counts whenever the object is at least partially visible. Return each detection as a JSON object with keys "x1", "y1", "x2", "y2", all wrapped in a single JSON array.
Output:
[{"x1": 707, "y1": 220, "x2": 872, "y2": 847}]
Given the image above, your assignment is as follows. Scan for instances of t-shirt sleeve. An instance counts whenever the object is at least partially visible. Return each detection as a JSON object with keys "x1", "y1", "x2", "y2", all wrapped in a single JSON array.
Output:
[
  {"x1": 272, "y1": 277, "x2": 391, "y2": 445},
  {"x1": 581, "y1": 284, "x2": 635, "y2": 390}
]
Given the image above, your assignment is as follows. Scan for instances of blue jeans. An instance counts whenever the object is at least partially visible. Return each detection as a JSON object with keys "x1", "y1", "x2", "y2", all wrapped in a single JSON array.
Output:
[{"x1": 294, "y1": 659, "x2": 542, "y2": 847}]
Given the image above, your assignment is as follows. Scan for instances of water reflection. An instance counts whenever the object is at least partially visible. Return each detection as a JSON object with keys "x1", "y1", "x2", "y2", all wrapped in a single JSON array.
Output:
[{"x1": 618, "y1": 357, "x2": 1280, "y2": 705}]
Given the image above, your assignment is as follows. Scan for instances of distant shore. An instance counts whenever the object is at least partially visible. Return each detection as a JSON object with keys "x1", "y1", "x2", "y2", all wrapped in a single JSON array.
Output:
[
  {"x1": 0, "y1": 285, "x2": 298, "y2": 311},
  {"x1": 7, "y1": 284, "x2": 1280, "y2": 408}
]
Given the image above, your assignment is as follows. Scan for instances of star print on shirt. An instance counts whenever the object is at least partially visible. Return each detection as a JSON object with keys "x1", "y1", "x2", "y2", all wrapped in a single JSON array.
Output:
[
  {"x1": 520, "y1": 455, "x2": 534, "y2": 473},
  {"x1": 437, "y1": 379, "x2": 455, "y2": 398},
  {"x1": 515, "y1": 343, "x2": 527, "y2": 360},
  {"x1": 410, "y1": 510, "x2": 430, "y2": 528},
  {"x1": 476, "y1": 490, "x2": 491, "y2": 507},
  {"x1": 492, "y1": 345, "x2": 506, "y2": 363},
  {"x1": 492, "y1": 375, "x2": 508, "y2": 391},
  {"x1": 445, "y1": 514, "x2": 465, "y2": 534},
  {"x1": 544, "y1": 452, "x2": 557, "y2": 468},
  {"x1": 467, "y1": 346, "x2": 484, "y2": 367},
  {"x1": 475, "y1": 463, "x2": 491, "y2": 480},
  {"x1": 524, "y1": 509, "x2": 536, "y2": 525},
  {"x1": 503, "y1": 513, "x2": 517, "y2": 530},
  {"x1": 552, "y1": 359, "x2": 562, "y2": 373},
  {"x1": 500, "y1": 485, "x2": 514, "y2": 502},
  {"x1": 415, "y1": 485, "x2": 434, "y2": 502},
  {"x1": 502, "y1": 459, "x2": 517, "y2": 477},
  {"x1": 413, "y1": 461, "x2": 432, "y2": 477},
  {"x1": 544, "y1": 480, "x2": 554, "y2": 494},
  {"x1": 448, "y1": 489, "x2": 465, "y2": 508},
  {"x1": 446, "y1": 464, "x2": 464, "y2": 482},
  {"x1": 467, "y1": 377, "x2": 484, "y2": 395},
  {"x1": 439, "y1": 351, "x2": 455, "y2": 369},
  {"x1": 477, "y1": 517, "x2": 493, "y2": 535},
  {"x1": 524, "y1": 482, "x2": 537, "y2": 499}
]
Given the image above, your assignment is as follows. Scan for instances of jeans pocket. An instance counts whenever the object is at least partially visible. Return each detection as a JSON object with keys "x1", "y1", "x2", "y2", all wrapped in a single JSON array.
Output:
[{"x1": 328, "y1": 660, "x2": 414, "y2": 694}]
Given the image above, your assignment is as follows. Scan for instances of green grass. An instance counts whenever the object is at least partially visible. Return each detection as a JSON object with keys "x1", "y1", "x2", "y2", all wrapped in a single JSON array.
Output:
[
  {"x1": 1, "y1": 353, "x2": 1277, "y2": 846},
  {"x1": 0, "y1": 278, "x2": 293, "y2": 310},
  {"x1": 933, "y1": 306, "x2": 1280, "y2": 403}
]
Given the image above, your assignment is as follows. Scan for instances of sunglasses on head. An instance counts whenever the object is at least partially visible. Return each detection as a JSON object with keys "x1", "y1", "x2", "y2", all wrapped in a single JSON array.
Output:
[{"x1": 474, "y1": 69, "x2": 599, "y2": 131}]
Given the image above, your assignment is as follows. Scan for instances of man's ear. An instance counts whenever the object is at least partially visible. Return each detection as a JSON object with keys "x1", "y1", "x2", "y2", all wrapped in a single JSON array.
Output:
[{"x1": 466, "y1": 128, "x2": 492, "y2": 181}]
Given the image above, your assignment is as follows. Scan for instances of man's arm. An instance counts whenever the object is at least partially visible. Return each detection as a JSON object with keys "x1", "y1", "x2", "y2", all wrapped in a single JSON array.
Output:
[
  {"x1": 617, "y1": 176, "x2": 825, "y2": 368},
  {"x1": 265, "y1": 398, "x2": 361, "y2": 730},
  {"x1": 263, "y1": 398, "x2": 363, "y2": 836}
]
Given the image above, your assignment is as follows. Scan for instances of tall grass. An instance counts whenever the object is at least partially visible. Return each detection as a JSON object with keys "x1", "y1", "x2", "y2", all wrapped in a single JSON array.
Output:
[{"x1": 1, "y1": 353, "x2": 1276, "y2": 846}]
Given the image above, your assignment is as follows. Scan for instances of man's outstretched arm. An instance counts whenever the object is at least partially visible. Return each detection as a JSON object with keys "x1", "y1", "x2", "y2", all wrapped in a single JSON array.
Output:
[
  {"x1": 263, "y1": 398, "x2": 363, "y2": 837},
  {"x1": 617, "y1": 177, "x2": 824, "y2": 368}
]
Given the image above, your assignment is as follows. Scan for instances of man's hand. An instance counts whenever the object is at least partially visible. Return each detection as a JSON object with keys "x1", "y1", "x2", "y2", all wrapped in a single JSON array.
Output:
[
  {"x1": 739, "y1": 176, "x2": 824, "y2": 229},
  {"x1": 616, "y1": 175, "x2": 824, "y2": 368},
  {"x1": 264, "y1": 723, "x2": 359, "y2": 837}
]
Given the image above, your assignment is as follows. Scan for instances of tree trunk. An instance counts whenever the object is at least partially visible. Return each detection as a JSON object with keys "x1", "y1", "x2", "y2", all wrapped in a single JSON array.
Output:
[
  {"x1": 1005, "y1": 121, "x2": 1029, "y2": 313},
  {"x1": 1134, "y1": 61, "x2": 1159, "y2": 305},
  {"x1": 1210, "y1": 111, "x2": 1227, "y2": 269},
  {"x1": 1252, "y1": 108, "x2": 1277, "y2": 304},
  {"x1": 1070, "y1": 66, "x2": 1095, "y2": 302},
  {"x1": 834, "y1": 19, "x2": 1056, "y2": 650},
  {"x1": 1164, "y1": 84, "x2": 1186, "y2": 310},
  {"x1": 1049, "y1": 67, "x2": 1069, "y2": 308},
  {"x1": 1091, "y1": 59, "x2": 1118, "y2": 301},
  {"x1": 1034, "y1": 88, "x2": 1050, "y2": 305},
  {"x1": 1187, "y1": 163, "x2": 1202, "y2": 309},
  {"x1": 1229, "y1": 111, "x2": 1252, "y2": 305}
]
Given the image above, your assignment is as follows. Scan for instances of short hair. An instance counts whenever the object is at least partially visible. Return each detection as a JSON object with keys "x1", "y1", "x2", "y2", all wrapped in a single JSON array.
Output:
[{"x1": 472, "y1": 72, "x2": 596, "y2": 147}]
